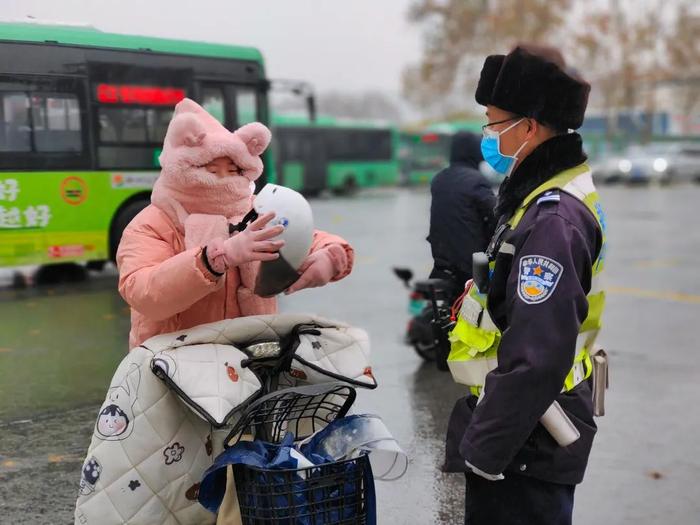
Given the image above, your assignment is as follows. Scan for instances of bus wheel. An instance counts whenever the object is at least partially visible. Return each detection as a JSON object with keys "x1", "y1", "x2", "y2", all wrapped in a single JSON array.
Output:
[
  {"x1": 86, "y1": 260, "x2": 106, "y2": 272},
  {"x1": 334, "y1": 176, "x2": 358, "y2": 196},
  {"x1": 344, "y1": 176, "x2": 358, "y2": 194},
  {"x1": 110, "y1": 200, "x2": 150, "y2": 261}
]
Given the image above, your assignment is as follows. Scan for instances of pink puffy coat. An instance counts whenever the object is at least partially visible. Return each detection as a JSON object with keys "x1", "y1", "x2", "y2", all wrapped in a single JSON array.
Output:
[
  {"x1": 118, "y1": 206, "x2": 352, "y2": 349},
  {"x1": 117, "y1": 99, "x2": 353, "y2": 349}
]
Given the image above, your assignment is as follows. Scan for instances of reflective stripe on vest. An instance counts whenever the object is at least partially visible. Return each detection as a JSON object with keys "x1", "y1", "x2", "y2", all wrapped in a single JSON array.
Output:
[{"x1": 448, "y1": 163, "x2": 607, "y2": 395}]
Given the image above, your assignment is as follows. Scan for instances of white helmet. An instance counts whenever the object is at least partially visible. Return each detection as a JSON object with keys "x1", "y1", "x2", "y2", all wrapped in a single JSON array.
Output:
[{"x1": 251, "y1": 183, "x2": 314, "y2": 297}]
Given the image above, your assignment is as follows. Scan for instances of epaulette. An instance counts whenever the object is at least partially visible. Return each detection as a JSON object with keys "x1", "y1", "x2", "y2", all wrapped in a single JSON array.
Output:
[{"x1": 537, "y1": 190, "x2": 561, "y2": 205}]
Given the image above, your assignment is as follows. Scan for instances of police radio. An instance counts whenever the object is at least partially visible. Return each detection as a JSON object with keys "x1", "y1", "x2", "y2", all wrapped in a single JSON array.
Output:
[{"x1": 472, "y1": 251, "x2": 490, "y2": 293}]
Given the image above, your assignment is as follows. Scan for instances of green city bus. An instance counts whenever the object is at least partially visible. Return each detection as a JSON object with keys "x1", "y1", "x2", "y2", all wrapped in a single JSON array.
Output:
[
  {"x1": 398, "y1": 130, "x2": 452, "y2": 185},
  {"x1": 399, "y1": 120, "x2": 484, "y2": 185},
  {"x1": 0, "y1": 22, "x2": 272, "y2": 268},
  {"x1": 272, "y1": 114, "x2": 400, "y2": 195}
]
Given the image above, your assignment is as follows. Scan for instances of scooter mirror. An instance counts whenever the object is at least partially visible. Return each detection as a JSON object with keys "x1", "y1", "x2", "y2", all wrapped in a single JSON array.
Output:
[{"x1": 392, "y1": 267, "x2": 413, "y2": 288}]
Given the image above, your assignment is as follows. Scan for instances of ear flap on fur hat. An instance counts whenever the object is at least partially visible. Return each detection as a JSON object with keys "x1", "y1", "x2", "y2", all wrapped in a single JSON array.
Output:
[
  {"x1": 475, "y1": 54, "x2": 505, "y2": 107},
  {"x1": 235, "y1": 122, "x2": 272, "y2": 157}
]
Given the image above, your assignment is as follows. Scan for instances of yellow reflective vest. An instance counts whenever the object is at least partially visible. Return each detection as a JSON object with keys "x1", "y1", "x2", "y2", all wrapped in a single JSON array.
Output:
[{"x1": 448, "y1": 163, "x2": 606, "y2": 395}]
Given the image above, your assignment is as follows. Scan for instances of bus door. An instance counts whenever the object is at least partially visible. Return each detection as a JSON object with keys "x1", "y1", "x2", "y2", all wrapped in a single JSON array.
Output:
[
  {"x1": 88, "y1": 63, "x2": 192, "y2": 170},
  {"x1": 197, "y1": 82, "x2": 260, "y2": 129},
  {"x1": 304, "y1": 128, "x2": 327, "y2": 194},
  {"x1": 276, "y1": 127, "x2": 327, "y2": 195},
  {"x1": 198, "y1": 81, "x2": 272, "y2": 189},
  {"x1": 197, "y1": 83, "x2": 229, "y2": 126},
  {"x1": 298, "y1": 128, "x2": 327, "y2": 194}
]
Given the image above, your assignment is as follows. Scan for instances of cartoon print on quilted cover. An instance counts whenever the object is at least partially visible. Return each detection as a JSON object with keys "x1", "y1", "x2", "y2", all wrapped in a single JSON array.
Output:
[
  {"x1": 150, "y1": 343, "x2": 263, "y2": 426},
  {"x1": 293, "y1": 326, "x2": 375, "y2": 387},
  {"x1": 75, "y1": 314, "x2": 373, "y2": 524},
  {"x1": 95, "y1": 363, "x2": 140, "y2": 441},
  {"x1": 74, "y1": 345, "x2": 244, "y2": 525}
]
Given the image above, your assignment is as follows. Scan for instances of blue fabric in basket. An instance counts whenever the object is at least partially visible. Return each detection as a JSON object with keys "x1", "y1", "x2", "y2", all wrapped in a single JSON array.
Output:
[{"x1": 198, "y1": 432, "x2": 376, "y2": 524}]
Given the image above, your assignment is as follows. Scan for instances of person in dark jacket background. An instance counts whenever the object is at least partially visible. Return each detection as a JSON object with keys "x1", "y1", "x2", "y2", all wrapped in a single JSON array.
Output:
[{"x1": 427, "y1": 131, "x2": 496, "y2": 289}]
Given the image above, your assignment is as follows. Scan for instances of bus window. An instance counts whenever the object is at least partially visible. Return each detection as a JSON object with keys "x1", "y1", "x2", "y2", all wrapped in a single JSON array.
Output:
[
  {"x1": 278, "y1": 129, "x2": 315, "y2": 161},
  {"x1": 202, "y1": 87, "x2": 225, "y2": 124},
  {"x1": 92, "y1": 78, "x2": 186, "y2": 168},
  {"x1": 99, "y1": 108, "x2": 147, "y2": 143},
  {"x1": 325, "y1": 130, "x2": 348, "y2": 160},
  {"x1": 98, "y1": 107, "x2": 173, "y2": 143},
  {"x1": 284, "y1": 133, "x2": 300, "y2": 159},
  {"x1": 146, "y1": 109, "x2": 172, "y2": 143},
  {"x1": 325, "y1": 129, "x2": 391, "y2": 161},
  {"x1": 1, "y1": 87, "x2": 83, "y2": 154},
  {"x1": 366, "y1": 130, "x2": 392, "y2": 160},
  {"x1": 31, "y1": 94, "x2": 82, "y2": 152},
  {"x1": 97, "y1": 105, "x2": 174, "y2": 168},
  {"x1": 235, "y1": 88, "x2": 257, "y2": 126},
  {"x1": 0, "y1": 92, "x2": 31, "y2": 152}
]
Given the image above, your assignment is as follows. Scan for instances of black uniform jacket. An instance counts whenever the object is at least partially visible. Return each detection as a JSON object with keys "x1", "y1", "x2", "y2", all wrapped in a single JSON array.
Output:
[
  {"x1": 428, "y1": 132, "x2": 496, "y2": 285},
  {"x1": 444, "y1": 133, "x2": 604, "y2": 485}
]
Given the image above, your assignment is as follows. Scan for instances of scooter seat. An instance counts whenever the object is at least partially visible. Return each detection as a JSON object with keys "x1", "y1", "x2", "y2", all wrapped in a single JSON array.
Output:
[{"x1": 414, "y1": 278, "x2": 451, "y2": 295}]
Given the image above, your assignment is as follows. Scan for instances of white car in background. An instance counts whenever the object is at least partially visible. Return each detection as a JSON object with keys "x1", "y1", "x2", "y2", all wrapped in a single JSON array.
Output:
[{"x1": 592, "y1": 142, "x2": 700, "y2": 184}]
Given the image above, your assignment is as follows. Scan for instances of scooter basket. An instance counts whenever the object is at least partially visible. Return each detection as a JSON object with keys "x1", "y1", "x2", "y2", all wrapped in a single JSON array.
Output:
[{"x1": 234, "y1": 453, "x2": 372, "y2": 525}]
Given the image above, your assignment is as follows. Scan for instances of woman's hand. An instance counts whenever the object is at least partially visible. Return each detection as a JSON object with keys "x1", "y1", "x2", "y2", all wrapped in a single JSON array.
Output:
[
  {"x1": 206, "y1": 212, "x2": 284, "y2": 273},
  {"x1": 285, "y1": 244, "x2": 347, "y2": 294}
]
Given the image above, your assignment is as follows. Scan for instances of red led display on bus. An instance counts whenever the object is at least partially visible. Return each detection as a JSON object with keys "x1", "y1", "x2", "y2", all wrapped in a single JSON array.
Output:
[
  {"x1": 421, "y1": 133, "x2": 440, "y2": 143},
  {"x1": 96, "y1": 84, "x2": 186, "y2": 106}
]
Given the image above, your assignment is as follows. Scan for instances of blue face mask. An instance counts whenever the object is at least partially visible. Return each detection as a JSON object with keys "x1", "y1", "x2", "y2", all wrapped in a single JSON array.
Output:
[{"x1": 481, "y1": 118, "x2": 528, "y2": 176}]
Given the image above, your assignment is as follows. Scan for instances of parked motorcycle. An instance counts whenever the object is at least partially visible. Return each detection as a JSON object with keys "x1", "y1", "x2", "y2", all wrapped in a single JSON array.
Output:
[{"x1": 393, "y1": 267, "x2": 457, "y2": 371}]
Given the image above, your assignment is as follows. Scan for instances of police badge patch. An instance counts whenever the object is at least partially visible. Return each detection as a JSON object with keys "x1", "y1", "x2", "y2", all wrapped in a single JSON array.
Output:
[{"x1": 518, "y1": 255, "x2": 564, "y2": 304}]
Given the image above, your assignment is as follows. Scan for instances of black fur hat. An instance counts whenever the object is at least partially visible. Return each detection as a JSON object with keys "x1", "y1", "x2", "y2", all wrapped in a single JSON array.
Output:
[{"x1": 475, "y1": 46, "x2": 590, "y2": 130}]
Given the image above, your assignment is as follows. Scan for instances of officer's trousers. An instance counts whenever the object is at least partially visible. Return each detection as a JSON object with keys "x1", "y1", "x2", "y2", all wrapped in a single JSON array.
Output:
[{"x1": 464, "y1": 472, "x2": 575, "y2": 525}]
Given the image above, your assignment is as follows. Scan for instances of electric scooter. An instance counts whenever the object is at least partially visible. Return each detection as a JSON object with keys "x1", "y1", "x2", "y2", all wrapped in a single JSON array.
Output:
[{"x1": 393, "y1": 267, "x2": 456, "y2": 371}]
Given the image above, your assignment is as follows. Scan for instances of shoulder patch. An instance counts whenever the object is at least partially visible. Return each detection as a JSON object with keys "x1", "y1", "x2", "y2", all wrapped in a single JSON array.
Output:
[
  {"x1": 518, "y1": 255, "x2": 564, "y2": 304},
  {"x1": 537, "y1": 190, "x2": 560, "y2": 205}
]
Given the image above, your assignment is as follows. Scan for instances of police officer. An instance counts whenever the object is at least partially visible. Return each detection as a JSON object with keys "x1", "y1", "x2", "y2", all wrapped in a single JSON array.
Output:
[{"x1": 443, "y1": 44, "x2": 607, "y2": 525}]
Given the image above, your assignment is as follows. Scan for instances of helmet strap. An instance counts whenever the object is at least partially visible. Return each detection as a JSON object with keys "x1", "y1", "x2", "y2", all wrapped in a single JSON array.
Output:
[{"x1": 229, "y1": 208, "x2": 259, "y2": 235}]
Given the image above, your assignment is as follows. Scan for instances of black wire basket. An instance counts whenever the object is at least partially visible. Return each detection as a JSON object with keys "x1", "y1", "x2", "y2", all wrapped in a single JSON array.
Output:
[
  {"x1": 233, "y1": 453, "x2": 373, "y2": 525},
  {"x1": 226, "y1": 383, "x2": 375, "y2": 524},
  {"x1": 225, "y1": 383, "x2": 357, "y2": 446}
]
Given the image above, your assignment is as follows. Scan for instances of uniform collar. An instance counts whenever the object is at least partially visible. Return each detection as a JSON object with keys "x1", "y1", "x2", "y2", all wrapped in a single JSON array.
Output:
[{"x1": 494, "y1": 133, "x2": 587, "y2": 222}]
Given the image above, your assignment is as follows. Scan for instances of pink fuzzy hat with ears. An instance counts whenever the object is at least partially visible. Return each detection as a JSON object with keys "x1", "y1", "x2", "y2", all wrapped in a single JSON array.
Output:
[{"x1": 158, "y1": 98, "x2": 271, "y2": 181}]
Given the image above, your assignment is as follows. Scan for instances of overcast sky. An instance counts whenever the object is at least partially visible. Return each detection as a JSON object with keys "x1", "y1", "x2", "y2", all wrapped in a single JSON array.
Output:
[{"x1": 3, "y1": 0, "x2": 424, "y2": 97}]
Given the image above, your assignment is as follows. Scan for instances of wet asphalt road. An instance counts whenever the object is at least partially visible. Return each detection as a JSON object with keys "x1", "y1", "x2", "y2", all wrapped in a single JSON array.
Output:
[{"x1": 1, "y1": 184, "x2": 700, "y2": 524}]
